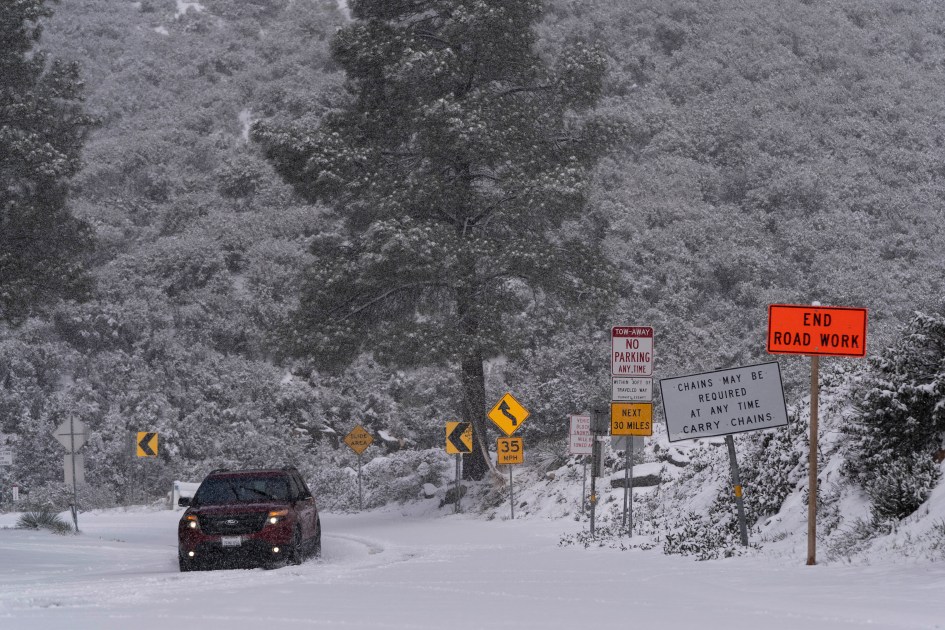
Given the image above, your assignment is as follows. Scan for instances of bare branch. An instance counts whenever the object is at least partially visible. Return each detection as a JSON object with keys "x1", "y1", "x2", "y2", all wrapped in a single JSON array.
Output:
[
  {"x1": 495, "y1": 84, "x2": 553, "y2": 98},
  {"x1": 415, "y1": 30, "x2": 454, "y2": 48},
  {"x1": 332, "y1": 280, "x2": 449, "y2": 322}
]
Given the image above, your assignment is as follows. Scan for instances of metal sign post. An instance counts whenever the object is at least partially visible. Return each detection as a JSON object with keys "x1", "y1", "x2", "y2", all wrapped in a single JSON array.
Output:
[
  {"x1": 358, "y1": 453, "x2": 363, "y2": 511},
  {"x1": 126, "y1": 430, "x2": 135, "y2": 505},
  {"x1": 725, "y1": 434, "x2": 750, "y2": 547},
  {"x1": 589, "y1": 439, "x2": 599, "y2": 537},
  {"x1": 628, "y1": 447, "x2": 634, "y2": 536},
  {"x1": 613, "y1": 436, "x2": 642, "y2": 535},
  {"x1": 589, "y1": 408, "x2": 609, "y2": 537},
  {"x1": 0, "y1": 437, "x2": 13, "y2": 505},
  {"x1": 455, "y1": 454, "x2": 462, "y2": 514},
  {"x1": 68, "y1": 418, "x2": 78, "y2": 532},
  {"x1": 581, "y1": 458, "x2": 587, "y2": 516},
  {"x1": 620, "y1": 446, "x2": 636, "y2": 536},
  {"x1": 509, "y1": 465, "x2": 514, "y2": 520}
]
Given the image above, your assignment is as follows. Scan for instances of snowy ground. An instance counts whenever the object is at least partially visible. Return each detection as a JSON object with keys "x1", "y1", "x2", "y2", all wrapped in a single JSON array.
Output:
[{"x1": 2, "y1": 506, "x2": 944, "y2": 629}]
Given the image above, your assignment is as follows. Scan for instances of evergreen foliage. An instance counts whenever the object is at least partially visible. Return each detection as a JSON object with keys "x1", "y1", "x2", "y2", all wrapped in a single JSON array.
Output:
[
  {"x1": 16, "y1": 509, "x2": 73, "y2": 534},
  {"x1": 0, "y1": 0, "x2": 95, "y2": 323},
  {"x1": 844, "y1": 311, "x2": 945, "y2": 519},
  {"x1": 741, "y1": 410, "x2": 809, "y2": 523},
  {"x1": 255, "y1": 0, "x2": 620, "y2": 477}
]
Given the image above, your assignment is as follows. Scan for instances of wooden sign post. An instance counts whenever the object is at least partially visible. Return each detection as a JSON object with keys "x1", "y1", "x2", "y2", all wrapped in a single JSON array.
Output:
[{"x1": 767, "y1": 303, "x2": 867, "y2": 565}]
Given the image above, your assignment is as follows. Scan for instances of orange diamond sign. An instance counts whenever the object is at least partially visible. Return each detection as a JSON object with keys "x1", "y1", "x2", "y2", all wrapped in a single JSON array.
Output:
[
  {"x1": 488, "y1": 392, "x2": 529, "y2": 436},
  {"x1": 344, "y1": 424, "x2": 374, "y2": 455}
]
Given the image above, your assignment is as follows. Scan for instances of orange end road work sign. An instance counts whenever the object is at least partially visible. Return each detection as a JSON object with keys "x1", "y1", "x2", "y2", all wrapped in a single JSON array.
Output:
[{"x1": 767, "y1": 304, "x2": 868, "y2": 358}]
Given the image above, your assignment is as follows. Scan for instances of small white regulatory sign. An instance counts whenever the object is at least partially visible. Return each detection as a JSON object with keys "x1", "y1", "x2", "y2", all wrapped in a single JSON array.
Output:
[
  {"x1": 612, "y1": 377, "x2": 652, "y2": 402},
  {"x1": 659, "y1": 362, "x2": 789, "y2": 442},
  {"x1": 611, "y1": 326, "x2": 654, "y2": 376},
  {"x1": 568, "y1": 415, "x2": 592, "y2": 455}
]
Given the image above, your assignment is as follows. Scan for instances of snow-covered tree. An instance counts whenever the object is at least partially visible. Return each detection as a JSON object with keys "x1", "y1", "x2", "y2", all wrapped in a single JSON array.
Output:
[
  {"x1": 0, "y1": 0, "x2": 94, "y2": 323},
  {"x1": 255, "y1": 0, "x2": 621, "y2": 478},
  {"x1": 844, "y1": 311, "x2": 945, "y2": 519}
]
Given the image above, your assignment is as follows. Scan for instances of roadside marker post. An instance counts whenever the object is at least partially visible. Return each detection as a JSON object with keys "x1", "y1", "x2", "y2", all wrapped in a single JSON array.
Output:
[
  {"x1": 615, "y1": 437, "x2": 644, "y2": 536},
  {"x1": 344, "y1": 425, "x2": 374, "y2": 511},
  {"x1": 568, "y1": 415, "x2": 592, "y2": 515},
  {"x1": 589, "y1": 409, "x2": 610, "y2": 537},
  {"x1": 446, "y1": 422, "x2": 473, "y2": 514},
  {"x1": 725, "y1": 434, "x2": 750, "y2": 547},
  {"x1": 767, "y1": 303, "x2": 868, "y2": 566}
]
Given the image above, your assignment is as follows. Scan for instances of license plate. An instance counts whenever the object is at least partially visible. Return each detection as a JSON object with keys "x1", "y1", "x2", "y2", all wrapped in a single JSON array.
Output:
[{"x1": 221, "y1": 536, "x2": 241, "y2": 547}]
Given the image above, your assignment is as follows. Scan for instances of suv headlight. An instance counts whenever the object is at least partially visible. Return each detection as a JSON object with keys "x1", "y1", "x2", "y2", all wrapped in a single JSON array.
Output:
[
  {"x1": 182, "y1": 514, "x2": 200, "y2": 530},
  {"x1": 267, "y1": 509, "x2": 288, "y2": 525}
]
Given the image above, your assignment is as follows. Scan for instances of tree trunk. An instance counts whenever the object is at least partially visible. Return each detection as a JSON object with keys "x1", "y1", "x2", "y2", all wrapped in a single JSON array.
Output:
[
  {"x1": 461, "y1": 350, "x2": 491, "y2": 480},
  {"x1": 457, "y1": 281, "x2": 494, "y2": 481}
]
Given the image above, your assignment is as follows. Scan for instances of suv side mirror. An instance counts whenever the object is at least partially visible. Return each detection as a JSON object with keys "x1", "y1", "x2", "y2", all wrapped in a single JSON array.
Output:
[{"x1": 178, "y1": 496, "x2": 191, "y2": 507}]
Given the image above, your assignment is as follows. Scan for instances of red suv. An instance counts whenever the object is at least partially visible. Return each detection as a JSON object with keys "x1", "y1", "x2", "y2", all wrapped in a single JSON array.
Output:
[{"x1": 177, "y1": 467, "x2": 321, "y2": 571}]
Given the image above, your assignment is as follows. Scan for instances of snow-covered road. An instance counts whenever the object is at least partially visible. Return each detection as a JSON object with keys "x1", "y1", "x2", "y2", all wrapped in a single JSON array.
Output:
[{"x1": 1, "y1": 507, "x2": 943, "y2": 629}]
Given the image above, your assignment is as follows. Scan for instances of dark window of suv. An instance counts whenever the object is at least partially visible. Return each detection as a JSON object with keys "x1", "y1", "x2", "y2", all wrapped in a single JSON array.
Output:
[
  {"x1": 193, "y1": 475, "x2": 290, "y2": 505},
  {"x1": 286, "y1": 474, "x2": 302, "y2": 501}
]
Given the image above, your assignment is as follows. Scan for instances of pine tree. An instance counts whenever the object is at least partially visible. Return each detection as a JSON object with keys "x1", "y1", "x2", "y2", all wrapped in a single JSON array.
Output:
[
  {"x1": 255, "y1": 0, "x2": 620, "y2": 478},
  {"x1": 0, "y1": 0, "x2": 94, "y2": 323},
  {"x1": 844, "y1": 312, "x2": 945, "y2": 518}
]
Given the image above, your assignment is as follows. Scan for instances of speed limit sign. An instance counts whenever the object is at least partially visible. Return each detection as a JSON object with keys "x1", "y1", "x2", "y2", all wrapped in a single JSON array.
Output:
[{"x1": 496, "y1": 437, "x2": 524, "y2": 465}]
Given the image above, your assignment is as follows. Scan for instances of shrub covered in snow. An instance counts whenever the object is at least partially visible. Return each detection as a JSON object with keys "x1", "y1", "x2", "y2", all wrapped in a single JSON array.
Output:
[
  {"x1": 361, "y1": 449, "x2": 450, "y2": 508},
  {"x1": 16, "y1": 510, "x2": 73, "y2": 535},
  {"x1": 844, "y1": 312, "x2": 945, "y2": 519},
  {"x1": 740, "y1": 410, "x2": 809, "y2": 523},
  {"x1": 867, "y1": 454, "x2": 940, "y2": 521}
]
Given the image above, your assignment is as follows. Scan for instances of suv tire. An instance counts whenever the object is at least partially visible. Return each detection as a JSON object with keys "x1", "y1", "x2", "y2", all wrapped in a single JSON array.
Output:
[
  {"x1": 179, "y1": 555, "x2": 198, "y2": 572},
  {"x1": 287, "y1": 526, "x2": 304, "y2": 566},
  {"x1": 313, "y1": 521, "x2": 322, "y2": 558}
]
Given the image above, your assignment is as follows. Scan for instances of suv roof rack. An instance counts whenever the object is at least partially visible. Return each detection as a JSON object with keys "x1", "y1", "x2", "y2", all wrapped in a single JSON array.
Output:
[{"x1": 208, "y1": 468, "x2": 229, "y2": 474}]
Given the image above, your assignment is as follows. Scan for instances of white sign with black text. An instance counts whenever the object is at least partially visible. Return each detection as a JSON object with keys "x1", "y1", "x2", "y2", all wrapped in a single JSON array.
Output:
[
  {"x1": 659, "y1": 362, "x2": 789, "y2": 442},
  {"x1": 611, "y1": 326, "x2": 654, "y2": 377},
  {"x1": 612, "y1": 377, "x2": 652, "y2": 402},
  {"x1": 568, "y1": 414, "x2": 593, "y2": 455}
]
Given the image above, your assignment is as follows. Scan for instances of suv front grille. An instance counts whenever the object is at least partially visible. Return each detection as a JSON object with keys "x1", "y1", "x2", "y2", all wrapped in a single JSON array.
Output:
[{"x1": 199, "y1": 513, "x2": 267, "y2": 536}]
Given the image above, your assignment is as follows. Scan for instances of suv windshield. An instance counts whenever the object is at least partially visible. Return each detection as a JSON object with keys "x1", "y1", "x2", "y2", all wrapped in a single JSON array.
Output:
[{"x1": 193, "y1": 476, "x2": 290, "y2": 505}]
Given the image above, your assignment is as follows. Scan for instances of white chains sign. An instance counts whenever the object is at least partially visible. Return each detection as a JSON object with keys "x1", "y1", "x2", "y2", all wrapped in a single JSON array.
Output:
[{"x1": 659, "y1": 362, "x2": 789, "y2": 442}]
